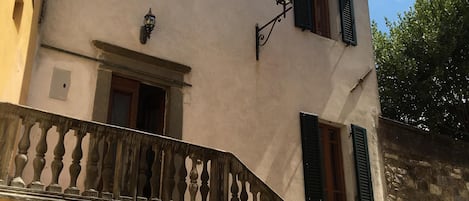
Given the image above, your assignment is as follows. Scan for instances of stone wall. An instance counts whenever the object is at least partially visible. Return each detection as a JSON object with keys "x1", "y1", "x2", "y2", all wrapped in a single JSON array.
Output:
[{"x1": 379, "y1": 117, "x2": 469, "y2": 201}]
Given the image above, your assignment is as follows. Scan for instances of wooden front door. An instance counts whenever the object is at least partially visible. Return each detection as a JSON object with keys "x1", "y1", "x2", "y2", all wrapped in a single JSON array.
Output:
[{"x1": 108, "y1": 75, "x2": 166, "y2": 134}]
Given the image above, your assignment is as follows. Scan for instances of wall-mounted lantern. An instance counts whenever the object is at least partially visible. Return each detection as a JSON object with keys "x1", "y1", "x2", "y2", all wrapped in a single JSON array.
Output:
[{"x1": 140, "y1": 8, "x2": 156, "y2": 44}]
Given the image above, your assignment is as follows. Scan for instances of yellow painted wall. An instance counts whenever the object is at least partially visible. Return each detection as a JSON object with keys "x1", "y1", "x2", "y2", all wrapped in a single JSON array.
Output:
[{"x1": 0, "y1": 0, "x2": 41, "y2": 104}]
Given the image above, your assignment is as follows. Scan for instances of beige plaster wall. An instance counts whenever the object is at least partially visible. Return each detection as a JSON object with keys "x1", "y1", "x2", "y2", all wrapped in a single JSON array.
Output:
[
  {"x1": 26, "y1": 0, "x2": 383, "y2": 200},
  {"x1": 0, "y1": 0, "x2": 41, "y2": 104}
]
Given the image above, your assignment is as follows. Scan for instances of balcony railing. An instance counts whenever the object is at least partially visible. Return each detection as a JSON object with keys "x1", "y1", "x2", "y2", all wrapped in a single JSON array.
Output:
[{"x1": 0, "y1": 102, "x2": 283, "y2": 201}]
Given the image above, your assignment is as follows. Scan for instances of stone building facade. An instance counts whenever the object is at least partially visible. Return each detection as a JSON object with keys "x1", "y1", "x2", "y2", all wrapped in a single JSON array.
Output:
[
  {"x1": 380, "y1": 117, "x2": 469, "y2": 201},
  {"x1": 1, "y1": 0, "x2": 383, "y2": 200}
]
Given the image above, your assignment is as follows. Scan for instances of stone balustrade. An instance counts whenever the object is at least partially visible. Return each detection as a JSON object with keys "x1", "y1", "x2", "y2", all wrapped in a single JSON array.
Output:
[{"x1": 0, "y1": 102, "x2": 283, "y2": 201}]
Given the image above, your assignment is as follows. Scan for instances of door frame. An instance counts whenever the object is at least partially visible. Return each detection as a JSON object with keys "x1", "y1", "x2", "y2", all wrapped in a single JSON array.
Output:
[{"x1": 91, "y1": 41, "x2": 191, "y2": 139}]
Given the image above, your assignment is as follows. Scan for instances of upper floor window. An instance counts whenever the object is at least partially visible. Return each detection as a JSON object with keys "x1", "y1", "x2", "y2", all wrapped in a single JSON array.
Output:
[{"x1": 293, "y1": 0, "x2": 357, "y2": 45}]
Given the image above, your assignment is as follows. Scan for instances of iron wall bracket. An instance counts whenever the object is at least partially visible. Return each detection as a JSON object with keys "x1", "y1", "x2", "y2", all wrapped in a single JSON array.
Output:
[{"x1": 255, "y1": 4, "x2": 292, "y2": 60}]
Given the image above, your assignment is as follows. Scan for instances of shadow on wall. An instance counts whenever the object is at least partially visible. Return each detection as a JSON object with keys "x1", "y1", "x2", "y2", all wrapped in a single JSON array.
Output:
[{"x1": 258, "y1": 40, "x2": 350, "y2": 197}]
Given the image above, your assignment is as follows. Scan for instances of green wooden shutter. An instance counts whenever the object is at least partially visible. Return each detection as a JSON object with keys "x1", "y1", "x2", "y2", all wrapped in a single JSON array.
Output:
[
  {"x1": 294, "y1": 0, "x2": 314, "y2": 31},
  {"x1": 351, "y1": 124, "x2": 374, "y2": 201},
  {"x1": 300, "y1": 112, "x2": 324, "y2": 201},
  {"x1": 339, "y1": 0, "x2": 357, "y2": 45}
]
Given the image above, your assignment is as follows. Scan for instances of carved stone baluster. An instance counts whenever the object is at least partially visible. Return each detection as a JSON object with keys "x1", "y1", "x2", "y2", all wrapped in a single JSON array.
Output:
[
  {"x1": 82, "y1": 127, "x2": 103, "y2": 197},
  {"x1": 0, "y1": 113, "x2": 20, "y2": 186},
  {"x1": 46, "y1": 121, "x2": 70, "y2": 192},
  {"x1": 162, "y1": 146, "x2": 176, "y2": 201},
  {"x1": 65, "y1": 126, "x2": 87, "y2": 195},
  {"x1": 249, "y1": 182, "x2": 259, "y2": 201},
  {"x1": 200, "y1": 158, "x2": 210, "y2": 201},
  {"x1": 137, "y1": 144, "x2": 149, "y2": 198},
  {"x1": 29, "y1": 121, "x2": 52, "y2": 190},
  {"x1": 231, "y1": 172, "x2": 240, "y2": 201},
  {"x1": 239, "y1": 173, "x2": 248, "y2": 201},
  {"x1": 189, "y1": 155, "x2": 199, "y2": 201},
  {"x1": 231, "y1": 161, "x2": 240, "y2": 201},
  {"x1": 101, "y1": 135, "x2": 115, "y2": 199},
  {"x1": 11, "y1": 117, "x2": 35, "y2": 187},
  {"x1": 120, "y1": 139, "x2": 132, "y2": 196},
  {"x1": 118, "y1": 134, "x2": 140, "y2": 200},
  {"x1": 150, "y1": 143, "x2": 162, "y2": 200},
  {"x1": 209, "y1": 156, "x2": 221, "y2": 201},
  {"x1": 177, "y1": 149, "x2": 188, "y2": 201},
  {"x1": 222, "y1": 157, "x2": 231, "y2": 201},
  {"x1": 259, "y1": 190, "x2": 271, "y2": 201}
]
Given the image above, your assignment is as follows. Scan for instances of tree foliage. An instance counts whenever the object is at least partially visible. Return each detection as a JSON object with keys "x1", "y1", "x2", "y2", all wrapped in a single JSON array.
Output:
[{"x1": 373, "y1": 0, "x2": 469, "y2": 139}]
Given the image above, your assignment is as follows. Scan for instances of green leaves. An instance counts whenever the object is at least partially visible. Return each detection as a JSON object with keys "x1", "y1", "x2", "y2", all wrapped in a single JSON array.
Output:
[{"x1": 374, "y1": 0, "x2": 469, "y2": 139}]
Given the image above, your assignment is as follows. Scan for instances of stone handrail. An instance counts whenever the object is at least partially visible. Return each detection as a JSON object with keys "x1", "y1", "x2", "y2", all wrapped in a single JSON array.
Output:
[{"x1": 0, "y1": 102, "x2": 283, "y2": 201}]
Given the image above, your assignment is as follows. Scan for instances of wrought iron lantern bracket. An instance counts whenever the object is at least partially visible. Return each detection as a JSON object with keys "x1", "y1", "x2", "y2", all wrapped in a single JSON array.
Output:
[
  {"x1": 255, "y1": 1, "x2": 293, "y2": 60},
  {"x1": 140, "y1": 8, "x2": 156, "y2": 44}
]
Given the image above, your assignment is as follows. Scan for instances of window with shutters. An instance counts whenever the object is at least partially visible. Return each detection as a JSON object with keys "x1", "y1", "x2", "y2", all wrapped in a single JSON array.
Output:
[
  {"x1": 320, "y1": 124, "x2": 346, "y2": 201},
  {"x1": 351, "y1": 125, "x2": 374, "y2": 201},
  {"x1": 339, "y1": 0, "x2": 357, "y2": 45},
  {"x1": 294, "y1": 0, "x2": 357, "y2": 45},
  {"x1": 294, "y1": 0, "x2": 330, "y2": 38},
  {"x1": 300, "y1": 113, "x2": 374, "y2": 201},
  {"x1": 299, "y1": 113, "x2": 346, "y2": 201}
]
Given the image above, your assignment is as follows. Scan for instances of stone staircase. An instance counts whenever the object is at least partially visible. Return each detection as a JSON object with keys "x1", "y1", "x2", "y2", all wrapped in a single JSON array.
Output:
[{"x1": 0, "y1": 102, "x2": 283, "y2": 201}]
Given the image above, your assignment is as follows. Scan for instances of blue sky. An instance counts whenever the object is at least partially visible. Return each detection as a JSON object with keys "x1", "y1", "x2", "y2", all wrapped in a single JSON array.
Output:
[{"x1": 368, "y1": 0, "x2": 415, "y2": 32}]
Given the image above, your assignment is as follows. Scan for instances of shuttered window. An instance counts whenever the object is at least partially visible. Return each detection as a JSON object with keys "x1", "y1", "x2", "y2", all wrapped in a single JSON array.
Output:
[
  {"x1": 351, "y1": 125, "x2": 374, "y2": 201},
  {"x1": 339, "y1": 0, "x2": 357, "y2": 45},
  {"x1": 299, "y1": 112, "x2": 324, "y2": 201},
  {"x1": 294, "y1": 0, "x2": 314, "y2": 30},
  {"x1": 294, "y1": 0, "x2": 357, "y2": 44},
  {"x1": 320, "y1": 124, "x2": 346, "y2": 201},
  {"x1": 300, "y1": 114, "x2": 374, "y2": 200},
  {"x1": 293, "y1": 0, "x2": 330, "y2": 38},
  {"x1": 300, "y1": 113, "x2": 346, "y2": 201}
]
